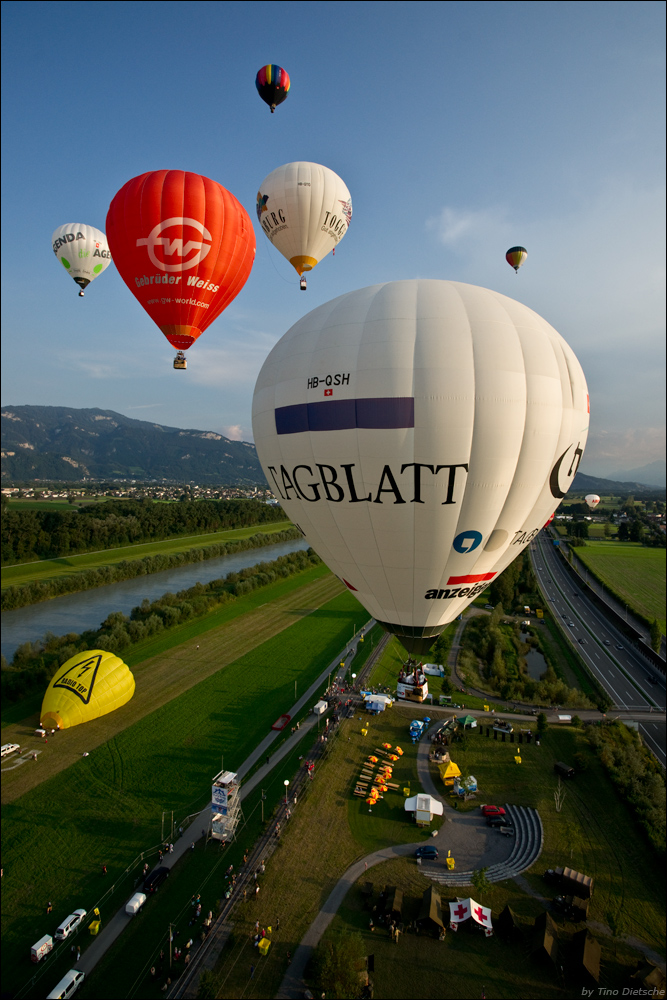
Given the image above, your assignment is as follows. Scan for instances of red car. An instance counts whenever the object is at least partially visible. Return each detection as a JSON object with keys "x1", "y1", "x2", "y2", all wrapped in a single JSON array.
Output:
[{"x1": 481, "y1": 805, "x2": 506, "y2": 818}]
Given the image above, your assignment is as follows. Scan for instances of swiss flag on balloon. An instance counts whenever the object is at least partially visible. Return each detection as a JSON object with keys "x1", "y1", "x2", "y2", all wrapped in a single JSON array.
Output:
[{"x1": 324, "y1": 388, "x2": 333, "y2": 397}]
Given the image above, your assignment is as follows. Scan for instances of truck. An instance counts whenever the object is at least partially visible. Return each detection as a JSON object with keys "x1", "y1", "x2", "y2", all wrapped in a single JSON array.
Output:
[
  {"x1": 554, "y1": 761, "x2": 575, "y2": 779},
  {"x1": 543, "y1": 866, "x2": 594, "y2": 899},
  {"x1": 31, "y1": 934, "x2": 53, "y2": 962},
  {"x1": 312, "y1": 700, "x2": 327, "y2": 715}
]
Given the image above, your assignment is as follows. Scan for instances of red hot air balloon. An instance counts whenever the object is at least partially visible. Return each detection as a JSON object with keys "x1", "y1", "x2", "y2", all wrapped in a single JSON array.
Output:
[{"x1": 106, "y1": 171, "x2": 255, "y2": 369}]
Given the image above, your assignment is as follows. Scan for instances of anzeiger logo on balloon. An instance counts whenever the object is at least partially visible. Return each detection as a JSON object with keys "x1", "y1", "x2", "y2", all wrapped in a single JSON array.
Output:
[{"x1": 136, "y1": 217, "x2": 212, "y2": 272}]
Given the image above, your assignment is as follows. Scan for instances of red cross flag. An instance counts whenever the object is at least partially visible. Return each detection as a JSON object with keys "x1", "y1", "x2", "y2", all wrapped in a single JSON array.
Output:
[
  {"x1": 449, "y1": 900, "x2": 470, "y2": 924},
  {"x1": 470, "y1": 899, "x2": 492, "y2": 928}
]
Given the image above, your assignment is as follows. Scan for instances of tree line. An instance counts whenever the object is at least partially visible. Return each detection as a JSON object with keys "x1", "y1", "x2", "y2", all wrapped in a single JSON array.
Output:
[
  {"x1": 586, "y1": 720, "x2": 665, "y2": 855},
  {"x1": 459, "y1": 607, "x2": 598, "y2": 709},
  {"x1": 1, "y1": 498, "x2": 286, "y2": 564},
  {"x1": 1, "y1": 548, "x2": 322, "y2": 704},
  {"x1": 1, "y1": 526, "x2": 302, "y2": 610}
]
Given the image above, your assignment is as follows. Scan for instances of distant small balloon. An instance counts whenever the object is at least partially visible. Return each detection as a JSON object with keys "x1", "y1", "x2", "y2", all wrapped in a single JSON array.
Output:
[
  {"x1": 585, "y1": 494, "x2": 601, "y2": 510},
  {"x1": 255, "y1": 64, "x2": 290, "y2": 112},
  {"x1": 52, "y1": 224, "x2": 112, "y2": 296},
  {"x1": 506, "y1": 246, "x2": 528, "y2": 273},
  {"x1": 40, "y1": 649, "x2": 135, "y2": 730}
]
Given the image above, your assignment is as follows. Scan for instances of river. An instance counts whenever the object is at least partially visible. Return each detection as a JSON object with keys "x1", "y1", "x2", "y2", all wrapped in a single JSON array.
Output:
[{"x1": 1, "y1": 538, "x2": 310, "y2": 661}]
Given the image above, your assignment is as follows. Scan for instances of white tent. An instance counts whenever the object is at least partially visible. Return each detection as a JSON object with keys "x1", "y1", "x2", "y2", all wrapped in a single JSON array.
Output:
[
  {"x1": 364, "y1": 693, "x2": 393, "y2": 706},
  {"x1": 449, "y1": 897, "x2": 493, "y2": 934},
  {"x1": 404, "y1": 794, "x2": 444, "y2": 824},
  {"x1": 423, "y1": 663, "x2": 444, "y2": 676}
]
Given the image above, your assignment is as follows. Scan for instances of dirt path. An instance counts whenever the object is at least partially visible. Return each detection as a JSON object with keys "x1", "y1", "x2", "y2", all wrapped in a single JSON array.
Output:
[{"x1": 1, "y1": 573, "x2": 344, "y2": 804}]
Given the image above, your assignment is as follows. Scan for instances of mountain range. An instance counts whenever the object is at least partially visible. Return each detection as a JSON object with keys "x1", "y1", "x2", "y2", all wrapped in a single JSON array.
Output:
[
  {"x1": 1, "y1": 405, "x2": 264, "y2": 484},
  {"x1": 1, "y1": 405, "x2": 664, "y2": 495},
  {"x1": 603, "y1": 461, "x2": 665, "y2": 487}
]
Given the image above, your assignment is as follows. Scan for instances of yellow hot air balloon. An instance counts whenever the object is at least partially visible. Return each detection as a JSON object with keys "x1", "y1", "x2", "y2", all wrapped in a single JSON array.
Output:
[{"x1": 41, "y1": 650, "x2": 135, "y2": 730}]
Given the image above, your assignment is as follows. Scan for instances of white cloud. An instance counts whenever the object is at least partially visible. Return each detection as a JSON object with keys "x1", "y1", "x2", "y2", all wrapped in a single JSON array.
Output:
[
  {"x1": 427, "y1": 206, "x2": 508, "y2": 247},
  {"x1": 223, "y1": 424, "x2": 243, "y2": 441},
  {"x1": 185, "y1": 331, "x2": 278, "y2": 390}
]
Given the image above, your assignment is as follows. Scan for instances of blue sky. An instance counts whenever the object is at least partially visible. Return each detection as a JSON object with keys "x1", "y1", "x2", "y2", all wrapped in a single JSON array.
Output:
[{"x1": 1, "y1": 0, "x2": 664, "y2": 476}]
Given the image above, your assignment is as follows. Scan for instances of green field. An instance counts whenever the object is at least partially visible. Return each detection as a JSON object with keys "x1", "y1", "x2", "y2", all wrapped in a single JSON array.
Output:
[
  {"x1": 149, "y1": 709, "x2": 664, "y2": 1000},
  {"x1": 573, "y1": 541, "x2": 666, "y2": 632},
  {"x1": 1, "y1": 521, "x2": 292, "y2": 589},
  {"x1": 0, "y1": 584, "x2": 367, "y2": 997}
]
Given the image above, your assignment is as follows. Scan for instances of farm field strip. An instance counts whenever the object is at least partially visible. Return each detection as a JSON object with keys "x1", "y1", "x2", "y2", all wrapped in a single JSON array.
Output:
[
  {"x1": 1, "y1": 588, "x2": 370, "y2": 998},
  {"x1": 1, "y1": 568, "x2": 346, "y2": 803},
  {"x1": 1, "y1": 521, "x2": 292, "y2": 587},
  {"x1": 573, "y1": 541, "x2": 666, "y2": 631}
]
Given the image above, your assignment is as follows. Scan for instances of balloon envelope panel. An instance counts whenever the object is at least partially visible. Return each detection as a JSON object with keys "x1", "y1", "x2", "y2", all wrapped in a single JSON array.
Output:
[
  {"x1": 106, "y1": 170, "x2": 256, "y2": 350},
  {"x1": 256, "y1": 162, "x2": 352, "y2": 275},
  {"x1": 252, "y1": 280, "x2": 589, "y2": 646},
  {"x1": 40, "y1": 649, "x2": 135, "y2": 729},
  {"x1": 52, "y1": 223, "x2": 112, "y2": 288}
]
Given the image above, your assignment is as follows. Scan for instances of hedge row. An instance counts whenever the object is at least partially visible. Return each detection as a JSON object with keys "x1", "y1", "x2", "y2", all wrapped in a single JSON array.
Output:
[
  {"x1": 1, "y1": 548, "x2": 321, "y2": 704},
  {"x1": 1, "y1": 527, "x2": 302, "y2": 610}
]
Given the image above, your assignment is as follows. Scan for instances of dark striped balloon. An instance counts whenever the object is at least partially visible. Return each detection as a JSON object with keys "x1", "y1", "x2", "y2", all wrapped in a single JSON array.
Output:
[{"x1": 255, "y1": 64, "x2": 290, "y2": 112}]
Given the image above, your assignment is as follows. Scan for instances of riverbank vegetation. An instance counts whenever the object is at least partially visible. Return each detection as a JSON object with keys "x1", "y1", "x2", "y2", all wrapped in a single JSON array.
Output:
[
  {"x1": 1, "y1": 548, "x2": 321, "y2": 703},
  {"x1": 1, "y1": 525, "x2": 300, "y2": 610},
  {"x1": 1, "y1": 497, "x2": 285, "y2": 564}
]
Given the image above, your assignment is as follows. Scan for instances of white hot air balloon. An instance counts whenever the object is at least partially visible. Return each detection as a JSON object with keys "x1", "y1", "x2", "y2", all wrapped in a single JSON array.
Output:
[
  {"x1": 585, "y1": 494, "x2": 601, "y2": 510},
  {"x1": 256, "y1": 162, "x2": 351, "y2": 290},
  {"x1": 252, "y1": 280, "x2": 589, "y2": 655},
  {"x1": 52, "y1": 223, "x2": 112, "y2": 296}
]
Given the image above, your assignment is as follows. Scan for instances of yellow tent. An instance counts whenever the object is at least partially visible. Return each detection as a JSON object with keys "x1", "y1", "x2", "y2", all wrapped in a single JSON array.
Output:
[
  {"x1": 41, "y1": 649, "x2": 135, "y2": 730},
  {"x1": 438, "y1": 761, "x2": 461, "y2": 786}
]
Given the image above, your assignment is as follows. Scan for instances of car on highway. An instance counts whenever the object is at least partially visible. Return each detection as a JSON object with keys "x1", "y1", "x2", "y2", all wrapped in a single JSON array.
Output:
[
  {"x1": 143, "y1": 866, "x2": 169, "y2": 893},
  {"x1": 481, "y1": 805, "x2": 506, "y2": 818},
  {"x1": 562, "y1": 613, "x2": 568, "y2": 618},
  {"x1": 415, "y1": 845, "x2": 439, "y2": 860},
  {"x1": 615, "y1": 644, "x2": 623, "y2": 650},
  {"x1": 603, "y1": 640, "x2": 611, "y2": 645},
  {"x1": 568, "y1": 622, "x2": 575, "y2": 627},
  {"x1": 578, "y1": 638, "x2": 586, "y2": 644}
]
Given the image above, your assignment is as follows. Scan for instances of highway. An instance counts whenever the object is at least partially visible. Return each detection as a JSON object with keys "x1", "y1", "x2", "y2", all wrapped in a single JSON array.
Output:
[{"x1": 531, "y1": 531, "x2": 666, "y2": 766}]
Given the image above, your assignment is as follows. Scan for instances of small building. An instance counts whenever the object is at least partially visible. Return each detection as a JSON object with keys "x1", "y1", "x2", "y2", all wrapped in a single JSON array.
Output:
[
  {"x1": 383, "y1": 886, "x2": 403, "y2": 920},
  {"x1": 211, "y1": 770, "x2": 241, "y2": 842},
  {"x1": 571, "y1": 929, "x2": 601, "y2": 985},
  {"x1": 418, "y1": 886, "x2": 444, "y2": 933},
  {"x1": 496, "y1": 904, "x2": 522, "y2": 943},
  {"x1": 438, "y1": 760, "x2": 461, "y2": 786},
  {"x1": 456, "y1": 714, "x2": 477, "y2": 729},
  {"x1": 404, "y1": 793, "x2": 444, "y2": 825},
  {"x1": 531, "y1": 912, "x2": 559, "y2": 966}
]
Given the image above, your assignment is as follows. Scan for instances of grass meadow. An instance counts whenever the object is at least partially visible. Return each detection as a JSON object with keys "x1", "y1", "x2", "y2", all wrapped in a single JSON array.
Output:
[
  {"x1": 137, "y1": 708, "x2": 665, "y2": 1000},
  {"x1": 573, "y1": 541, "x2": 666, "y2": 631},
  {"x1": 1, "y1": 521, "x2": 292, "y2": 588},
  {"x1": 0, "y1": 578, "x2": 368, "y2": 998}
]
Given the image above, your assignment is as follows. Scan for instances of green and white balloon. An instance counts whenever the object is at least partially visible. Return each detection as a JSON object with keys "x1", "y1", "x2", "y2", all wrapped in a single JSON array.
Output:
[{"x1": 52, "y1": 223, "x2": 112, "y2": 296}]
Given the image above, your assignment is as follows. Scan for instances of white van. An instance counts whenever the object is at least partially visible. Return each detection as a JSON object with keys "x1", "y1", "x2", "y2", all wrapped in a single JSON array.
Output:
[
  {"x1": 54, "y1": 909, "x2": 86, "y2": 941},
  {"x1": 46, "y1": 969, "x2": 85, "y2": 999},
  {"x1": 1, "y1": 743, "x2": 20, "y2": 758},
  {"x1": 125, "y1": 892, "x2": 146, "y2": 916}
]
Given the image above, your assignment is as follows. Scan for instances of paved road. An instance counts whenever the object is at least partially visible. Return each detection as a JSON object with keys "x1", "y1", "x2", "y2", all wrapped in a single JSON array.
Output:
[
  {"x1": 532, "y1": 531, "x2": 666, "y2": 766},
  {"x1": 24, "y1": 627, "x2": 371, "y2": 1000}
]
